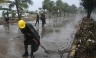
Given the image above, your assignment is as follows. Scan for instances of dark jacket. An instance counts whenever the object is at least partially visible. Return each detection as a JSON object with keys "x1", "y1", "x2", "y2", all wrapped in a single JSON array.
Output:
[
  {"x1": 20, "y1": 23, "x2": 40, "y2": 45},
  {"x1": 5, "y1": 17, "x2": 9, "y2": 22},
  {"x1": 41, "y1": 14, "x2": 45, "y2": 20},
  {"x1": 37, "y1": 14, "x2": 39, "y2": 20}
]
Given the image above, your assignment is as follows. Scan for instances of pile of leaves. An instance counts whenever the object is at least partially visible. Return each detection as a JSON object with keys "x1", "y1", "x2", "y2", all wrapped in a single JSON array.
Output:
[{"x1": 74, "y1": 17, "x2": 96, "y2": 58}]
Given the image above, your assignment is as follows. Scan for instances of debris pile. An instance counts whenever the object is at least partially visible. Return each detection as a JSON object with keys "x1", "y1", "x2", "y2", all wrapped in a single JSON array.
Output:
[{"x1": 74, "y1": 17, "x2": 96, "y2": 58}]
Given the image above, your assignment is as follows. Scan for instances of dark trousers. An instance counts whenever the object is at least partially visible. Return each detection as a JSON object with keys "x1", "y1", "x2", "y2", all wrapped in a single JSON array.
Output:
[
  {"x1": 42, "y1": 19, "x2": 45, "y2": 27},
  {"x1": 35, "y1": 20, "x2": 39, "y2": 26},
  {"x1": 24, "y1": 36, "x2": 35, "y2": 53},
  {"x1": 24, "y1": 36, "x2": 39, "y2": 53}
]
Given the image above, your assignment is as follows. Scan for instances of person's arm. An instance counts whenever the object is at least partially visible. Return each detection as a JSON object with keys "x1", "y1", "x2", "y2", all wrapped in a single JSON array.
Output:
[
  {"x1": 38, "y1": 15, "x2": 39, "y2": 20},
  {"x1": 33, "y1": 38, "x2": 41, "y2": 46},
  {"x1": 27, "y1": 24, "x2": 40, "y2": 45},
  {"x1": 31, "y1": 32, "x2": 40, "y2": 45}
]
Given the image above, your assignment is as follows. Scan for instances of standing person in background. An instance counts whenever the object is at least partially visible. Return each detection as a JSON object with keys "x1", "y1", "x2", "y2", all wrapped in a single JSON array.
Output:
[
  {"x1": 4, "y1": 16, "x2": 9, "y2": 29},
  {"x1": 34, "y1": 13, "x2": 39, "y2": 26},
  {"x1": 40, "y1": 12, "x2": 46, "y2": 27},
  {"x1": 4, "y1": 10, "x2": 9, "y2": 29},
  {"x1": 44, "y1": 13, "x2": 46, "y2": 24}
]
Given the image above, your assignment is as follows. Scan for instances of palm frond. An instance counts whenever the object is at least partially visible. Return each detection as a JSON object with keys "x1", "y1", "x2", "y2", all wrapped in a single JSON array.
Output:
[
  {"x1": 22, "y1": 0, "x2": 33, "y2": 5},
  {"x1": 19, "y1": 3, "x2": 29, "y2": 9},
  {"x1": 9, "y1": 2, "x2": 15, "y2": 8}
]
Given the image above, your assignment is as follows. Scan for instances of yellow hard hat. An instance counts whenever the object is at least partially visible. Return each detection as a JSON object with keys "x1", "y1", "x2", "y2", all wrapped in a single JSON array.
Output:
[
  {"x1": 18, "y1": 20, "x2": 26, "y2": 29},
  {"x1": 41, "y1": 12, "x2": 43, "y2": 14}
]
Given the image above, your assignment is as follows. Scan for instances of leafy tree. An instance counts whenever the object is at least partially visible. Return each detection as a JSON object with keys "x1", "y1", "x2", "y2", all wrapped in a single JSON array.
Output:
[
  {"x1": 81, "y1": 0, "x2": 96, "y2": 18},
  {"x1": 9, "y1": 0, "x2": 33, "y2": 9},
  {"x1": 56, "y1": 0, "x2": 63, "y2": 16},
  {"x1": 62, "y1": 2, "x2": 68, "y2": 16},
  {"x1": 53, "y1": 5, "x2": 59, "y2": 17},
  {"x1": 42, "y1": 0, "x2": 51, "y2": 15},
  {"x1": 67, "y1": 4, "x2": 77, "y2": 16},
  {"x1": 71, "y1": 4, "x2": 77, "y2": 13},
  {"x1": 9, "y1": 0, "x2": 33, "y2": 17},
  {"x1": 42, "y1": 0, "x2": 77, "y2": 17},
  {"x1": 48, "y1": 1, "x2": 55, "y2": 12},
  {"x1": 11, "y1": 10, "x2": 16, "y2": 17},
  {"x1": 47, "y1": 1, "x2": 55, "y2": 17}
]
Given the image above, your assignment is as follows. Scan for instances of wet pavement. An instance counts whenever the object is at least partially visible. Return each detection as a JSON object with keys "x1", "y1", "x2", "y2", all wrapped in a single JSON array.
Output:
[{"x1": 0, "y1": 14, "x2": 82, "y2": 58}]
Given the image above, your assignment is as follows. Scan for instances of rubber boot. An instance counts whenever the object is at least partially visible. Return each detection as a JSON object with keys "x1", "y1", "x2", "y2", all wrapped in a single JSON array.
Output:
[
  {"x1": 30, "y1": 45, "x2": 34, "y2": 58},
  {"x1": 30, "y1": 49, "x2": 34, "y2": 58},
  {"x1": 42, "y1": 22, "x2": 44, "y2": 27},
  {"x1": 34, "y1": 23, "x2": 36, "y2": 26},
  {"x1": 22, "y1": 45, "x2": 28, "y2": 57}
]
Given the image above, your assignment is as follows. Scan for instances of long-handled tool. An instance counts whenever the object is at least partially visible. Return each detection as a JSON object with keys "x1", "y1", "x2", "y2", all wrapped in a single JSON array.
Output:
[{"x1": 33, "y1": 39, "x2": 50, "y2": 54}]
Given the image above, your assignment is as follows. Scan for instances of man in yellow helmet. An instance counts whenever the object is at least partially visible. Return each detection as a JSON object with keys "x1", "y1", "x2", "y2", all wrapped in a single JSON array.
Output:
[
  {"x1": 18, "y1": 20, "x2": 40, "y2": 57},
  {"x1": 40, "y1": 12, "x2": 46, "y2": 27}
]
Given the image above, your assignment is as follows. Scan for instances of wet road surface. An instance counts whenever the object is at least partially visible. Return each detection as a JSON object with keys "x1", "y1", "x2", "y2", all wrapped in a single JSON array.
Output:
[{"x1": 0, "y1": 14, "x2": 82, "y2": 58}]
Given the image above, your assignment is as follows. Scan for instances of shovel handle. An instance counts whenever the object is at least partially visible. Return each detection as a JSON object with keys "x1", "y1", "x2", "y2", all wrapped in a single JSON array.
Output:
[
  {"x1": 33, "y1": 39, "x2": 46, "y2": 50},
  {"x1": 33, "y1": 38, "x2": 49, "y2": 54},
  {"x1": 33, "y1": 38, "x2": 41, "y2": 46}
]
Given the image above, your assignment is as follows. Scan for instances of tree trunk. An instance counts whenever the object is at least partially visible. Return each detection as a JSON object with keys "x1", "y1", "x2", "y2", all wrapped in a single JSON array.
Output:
[
  {"x1": 87, "y1": 4, "x2": 89, "y2": 18},
  {"x1": 60, "y1": 11, "x2": 62, "y2": 17},
  {"x1": 87, "y1": 9, "x2": 90, "y2": 18},
  {"x1": 87, "y1": 8, "x2": 92, "y2": 18},
  {"x1": 87, "y1": 3, "x2": 94, "y2": 18},
  {"x1": 7, "y1": 10, "x2": 9, "y2": 17},
  {"x1": 44, "y1": 9, "x2": 46, "y2": 24},
  {"x1": 64, "y1": 11, "x2": 65, "y2": 17},
  {"x1": 44, "y1": 9, "x2": 45, "y2": 16},
  {"x1": 49, "y1": 12, "x2": 51, "y2": 23},
  {"x1": 15, "y1": 0, "x2": 21, "y2": 20},
  {"x1": 57, "y1": 11, "x2": 58, "y2": 17}
]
